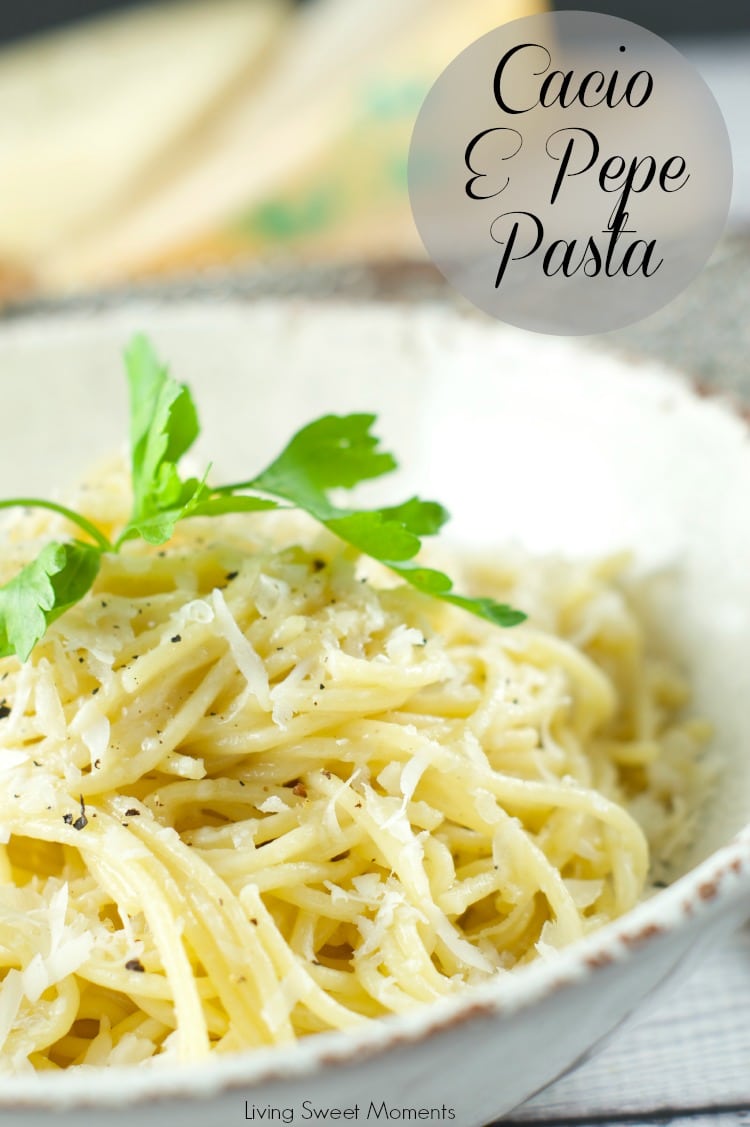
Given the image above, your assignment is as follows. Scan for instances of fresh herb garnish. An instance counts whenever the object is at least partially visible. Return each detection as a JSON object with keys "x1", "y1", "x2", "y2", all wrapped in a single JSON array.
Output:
[
  {"x1": 0, "y1": 335, "x2": 525, "y2": 660},
  {"x1": 0, "y1": 541, "x2": 101, "y2": 660}
]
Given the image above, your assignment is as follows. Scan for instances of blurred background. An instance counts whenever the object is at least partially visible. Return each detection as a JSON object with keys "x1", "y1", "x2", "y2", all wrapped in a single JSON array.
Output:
[{"x1": 0, "y1": 0, "x2": 746, "y2": 305}]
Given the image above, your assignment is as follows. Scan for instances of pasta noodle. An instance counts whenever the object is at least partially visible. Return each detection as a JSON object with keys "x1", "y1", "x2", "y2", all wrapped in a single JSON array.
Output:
[{"x1": 0, "y1": 476, "x2": 709, "y2": 1072}]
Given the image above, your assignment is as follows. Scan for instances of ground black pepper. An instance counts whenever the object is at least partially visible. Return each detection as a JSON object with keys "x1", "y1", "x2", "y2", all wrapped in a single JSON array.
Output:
[{"x1": 73, "y1": 795, "x2": 88, "y2": 831}]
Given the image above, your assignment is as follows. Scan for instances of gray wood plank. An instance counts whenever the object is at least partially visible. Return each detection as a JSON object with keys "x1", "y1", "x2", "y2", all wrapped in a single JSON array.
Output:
[
  {"x1": 502, "y1": 923, "x2": 750, "y2": 1123},
  {"x1": 504, "y1": 1115, "x2": 750, "y2": 1127}
]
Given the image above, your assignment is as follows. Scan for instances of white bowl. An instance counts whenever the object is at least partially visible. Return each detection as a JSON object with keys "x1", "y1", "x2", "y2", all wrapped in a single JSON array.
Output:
[{"x1": 1, "y1": 299, "x2": 749, "y2": 1127}]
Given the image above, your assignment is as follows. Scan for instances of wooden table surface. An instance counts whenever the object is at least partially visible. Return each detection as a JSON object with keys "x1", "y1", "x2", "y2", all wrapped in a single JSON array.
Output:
[{"x1": 499, "y1": 923, "x2": 750, "y2": 1127}]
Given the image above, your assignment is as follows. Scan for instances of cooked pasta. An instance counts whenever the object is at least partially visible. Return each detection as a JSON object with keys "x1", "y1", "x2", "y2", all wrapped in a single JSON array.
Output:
[{"x1": 0, "y1": 478, "x2": 709, "y2": 1072}]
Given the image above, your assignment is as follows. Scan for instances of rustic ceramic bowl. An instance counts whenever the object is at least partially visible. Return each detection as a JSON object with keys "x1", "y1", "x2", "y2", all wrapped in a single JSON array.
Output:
[{"x1": 1, "y1": 300, "x2": 749, "y2": 1127}]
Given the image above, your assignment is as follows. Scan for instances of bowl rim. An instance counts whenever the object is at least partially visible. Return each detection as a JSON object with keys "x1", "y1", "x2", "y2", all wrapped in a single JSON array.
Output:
[{"x1": 1, "y1": 292, "x2": 749, "y2": 1109}]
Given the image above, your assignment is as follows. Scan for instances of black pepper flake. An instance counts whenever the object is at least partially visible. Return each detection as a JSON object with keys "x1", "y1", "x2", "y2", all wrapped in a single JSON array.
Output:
[
  {"x1": 33, "y1": 760, "x2": 41, "y2": 767},
  {"x1": 125, "y1": 958, "x2": 145, "y2": 972},
  {"x1": 249, "y1": 918, "x2": 258, "y2": 926},
  {"x1": 0, "y1": 703, "x2": 10, "y2": 720},
  {"x1": 238, "y1": 780, "x2": 245, "y2": 787},
  {"x1": 91, "y1": 687, "x2": 99, "y2": 695},
  {"x1": 94, "y1": 758, "x2": 101, "y2": 769},
  {"x1": 171, "y1": 634, "x2": 182, "y2": 643},
  {"x1": 78, "y1": 656, "x2": 85, "y2": 664},
  {"x1": 100, "y1": 601, "x2": 108, "y2": 608},
  {"x1": 225, "y1": 570, "x2": 238, "y2": 581},
  {"x1": 73, "y1": 795, "x2": 88, "y2": 831},
  {"x1": 319, "y1": 683, "x2": 325, "y2": 691},
  {"x1": 125, "y1": 808, "x2": 140, "y2": 817},
  {"x1": 63, "y1": 813, "x2": 73, "y2": 825},
  {"x1": 312, "y1": 559, "x2": 325, "y2": 572}
]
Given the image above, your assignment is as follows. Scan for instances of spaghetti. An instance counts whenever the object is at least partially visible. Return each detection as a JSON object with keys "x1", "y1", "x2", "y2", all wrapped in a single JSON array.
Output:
[{"x1": 0, "y1": 488, "x2": 709, "y2": 1071}]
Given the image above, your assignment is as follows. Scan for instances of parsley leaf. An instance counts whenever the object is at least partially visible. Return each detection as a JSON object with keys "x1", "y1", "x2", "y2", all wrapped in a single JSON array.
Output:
[
  {"x1": 252, "y1": 413, "x2": 397, "y2": 501},
  {"x1": 120, "y1": 334, "x2": 209, "y2": 545},
  {"x1": 387, "y1": 561, "x2": 526, "y2": 627},
  {"x1": 222, "y1": 413, "x2": 452, "y2": 563},
  {"x1": 0, "y1": 541, "x2": 101, "y2": 661}
]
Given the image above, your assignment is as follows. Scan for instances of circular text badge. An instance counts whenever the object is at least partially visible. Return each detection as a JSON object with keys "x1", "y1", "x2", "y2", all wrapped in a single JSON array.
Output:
[{"x1": 408, "y1": 11, "x2": 732, "y2": 334}]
